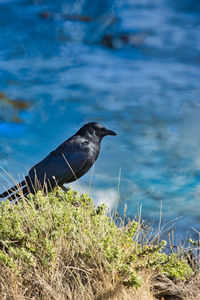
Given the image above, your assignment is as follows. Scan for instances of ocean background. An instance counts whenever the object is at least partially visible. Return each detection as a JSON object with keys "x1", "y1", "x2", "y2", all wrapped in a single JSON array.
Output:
[{"x1": 0, "y1": 0, "x2": 200, "y2": 240}]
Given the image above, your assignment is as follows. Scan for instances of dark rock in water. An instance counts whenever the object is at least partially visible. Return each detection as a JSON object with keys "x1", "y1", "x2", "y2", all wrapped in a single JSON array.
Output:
[
  {"x1": 63, "y1": 14, "x2": 93, "y2": 22},
  {"x1": 100, "y1": 32, "x2": 145, "y2": 49},
  {"x1": 100, "y1": 34, "x2": 115, "y2": 49},
  {"x1": 40, "y1": 11, "x2": 93, "y2": 23},
  {"x1": 40, "y1": 11, "x2": 53, "y2": 19}
]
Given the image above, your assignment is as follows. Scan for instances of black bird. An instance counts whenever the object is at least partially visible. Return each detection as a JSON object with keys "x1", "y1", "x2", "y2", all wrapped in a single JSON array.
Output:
[{"x1": 0, "y1": 122, "x2": 116, "y2": 201}]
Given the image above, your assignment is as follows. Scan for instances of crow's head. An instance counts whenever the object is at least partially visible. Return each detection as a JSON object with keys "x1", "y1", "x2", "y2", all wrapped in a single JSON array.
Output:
[{"x1": 76, "y1": 122, "x2": 117, "y2": 140}]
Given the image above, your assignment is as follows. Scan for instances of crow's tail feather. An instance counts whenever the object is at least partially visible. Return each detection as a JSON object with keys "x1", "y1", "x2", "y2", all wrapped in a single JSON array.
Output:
[
  {"x1": 5, "y1": 185, "x2": 30, "y2": 202},
  {"x1": 0, "y1": 179, "x2": 26, "y2": 199},
  {"x1": 0, "y1": 176, "x2": 35, "y2": 202},
  {"x1": 0, "y1": 175, "x2": 58, "y2": 202}
]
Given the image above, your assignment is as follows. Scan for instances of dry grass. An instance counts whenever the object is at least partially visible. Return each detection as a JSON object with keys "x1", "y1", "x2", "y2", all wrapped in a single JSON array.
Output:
[{"x1": 0, "y1": 268, "x2": 155, "y2": 300}]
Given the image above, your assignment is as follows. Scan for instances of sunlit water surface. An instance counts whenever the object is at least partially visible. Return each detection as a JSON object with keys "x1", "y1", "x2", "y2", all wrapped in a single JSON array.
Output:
[{"x1": 0, "y1": 0, "x2": 200, "y2": 239}]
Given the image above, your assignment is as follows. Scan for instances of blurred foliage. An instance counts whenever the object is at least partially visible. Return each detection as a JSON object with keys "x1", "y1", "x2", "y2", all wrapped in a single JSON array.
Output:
[{"x1": 0, "y1": 91, "x2": 31, "y2": 123}]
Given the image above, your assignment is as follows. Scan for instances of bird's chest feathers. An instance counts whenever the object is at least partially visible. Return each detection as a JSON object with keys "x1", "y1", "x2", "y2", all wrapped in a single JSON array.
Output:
[{"x1": 87, "y1": 141, "x2": 100, "y2": 162}]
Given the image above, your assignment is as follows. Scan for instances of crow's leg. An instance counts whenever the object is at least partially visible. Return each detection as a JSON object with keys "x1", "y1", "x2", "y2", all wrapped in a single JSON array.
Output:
[{"x1": 59, "y1": 185, "x2": 69, "y2": 192}]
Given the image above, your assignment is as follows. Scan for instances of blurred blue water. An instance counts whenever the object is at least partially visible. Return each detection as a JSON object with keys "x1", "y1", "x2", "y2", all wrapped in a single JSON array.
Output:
[{"x1": 0, "y1": 0, "x2": 200, "y2": 239}]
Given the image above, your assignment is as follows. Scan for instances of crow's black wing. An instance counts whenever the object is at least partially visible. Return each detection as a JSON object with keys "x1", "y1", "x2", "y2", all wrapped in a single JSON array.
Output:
[
  {"x1": 0, "y1": 137, "x2": 90, "y2": 201},
  {"x1": 28, "y1": 137, "x2": 89, "y2": 187}
]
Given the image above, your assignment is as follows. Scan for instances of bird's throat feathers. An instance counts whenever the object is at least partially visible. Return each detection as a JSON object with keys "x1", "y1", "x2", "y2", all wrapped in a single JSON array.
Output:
[{"x1": 85, "y1": 130, "x2": 101, "y2": 143}]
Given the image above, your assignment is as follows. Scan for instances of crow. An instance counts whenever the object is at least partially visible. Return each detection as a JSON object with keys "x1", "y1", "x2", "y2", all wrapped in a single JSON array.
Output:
[{"x1": 0, "y1": 122, "x2": 116, "y2": 201}]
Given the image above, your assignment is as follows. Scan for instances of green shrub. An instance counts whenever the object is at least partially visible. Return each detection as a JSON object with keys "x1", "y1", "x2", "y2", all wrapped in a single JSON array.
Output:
[{"x1": 0, "y1": 188, "x2": 194, "y2": 298}]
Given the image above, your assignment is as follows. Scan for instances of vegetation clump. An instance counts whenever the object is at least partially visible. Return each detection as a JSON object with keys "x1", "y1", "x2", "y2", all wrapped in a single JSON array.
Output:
[{"x1": 0, "y1": 188, "x2": 198, "y2": 299}]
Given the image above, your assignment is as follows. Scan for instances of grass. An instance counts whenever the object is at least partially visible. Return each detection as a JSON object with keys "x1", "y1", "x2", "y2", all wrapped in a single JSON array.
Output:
[{"x1": 0, "y1": 187, "x2": 199, "y2": 299}]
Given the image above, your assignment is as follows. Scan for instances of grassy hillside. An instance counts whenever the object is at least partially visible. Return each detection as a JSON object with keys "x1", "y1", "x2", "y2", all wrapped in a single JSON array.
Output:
[{"x1": 0, "y1": 188, "x2": 199, "y2": 299}]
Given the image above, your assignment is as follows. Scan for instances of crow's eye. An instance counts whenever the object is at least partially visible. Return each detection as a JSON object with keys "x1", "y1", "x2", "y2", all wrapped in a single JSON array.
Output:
[{"x1": 83, "y1": 140, "x2": 89, "y2": 146}]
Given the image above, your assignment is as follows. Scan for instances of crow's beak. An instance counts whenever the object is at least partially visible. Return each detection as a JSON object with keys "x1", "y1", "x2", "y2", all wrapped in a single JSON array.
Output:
[{"x1": 105, "y1": 128, "x2": 117, "y2": 136}]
